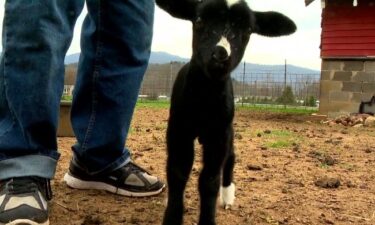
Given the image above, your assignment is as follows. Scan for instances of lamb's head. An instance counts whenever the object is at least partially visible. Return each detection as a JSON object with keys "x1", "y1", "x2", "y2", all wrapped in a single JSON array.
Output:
[{"x1": 156, "y1": 0, "x2": 297, "y2": 80}]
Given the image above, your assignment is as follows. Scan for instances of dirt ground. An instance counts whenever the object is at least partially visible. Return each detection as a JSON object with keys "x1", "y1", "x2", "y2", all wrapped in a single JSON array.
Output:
[{"x1": 50, "y1": 107, "x2": 375, "y2": 225}]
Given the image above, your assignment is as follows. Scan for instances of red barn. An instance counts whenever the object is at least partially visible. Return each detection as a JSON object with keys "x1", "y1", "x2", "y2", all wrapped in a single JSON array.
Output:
[{"x1": 307, "y1": 0, "x2": 375, "y2": 116}]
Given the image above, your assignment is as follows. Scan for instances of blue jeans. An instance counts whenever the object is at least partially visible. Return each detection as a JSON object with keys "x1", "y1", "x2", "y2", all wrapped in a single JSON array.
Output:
[{"x1": 0, "y1": 0, "x2": 154, "y2": 179}]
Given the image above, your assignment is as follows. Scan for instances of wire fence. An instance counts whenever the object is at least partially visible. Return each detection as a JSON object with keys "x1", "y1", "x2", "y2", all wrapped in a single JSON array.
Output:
[{"x1": 139, "y1": 62, "x2": 320, "y2": 110}]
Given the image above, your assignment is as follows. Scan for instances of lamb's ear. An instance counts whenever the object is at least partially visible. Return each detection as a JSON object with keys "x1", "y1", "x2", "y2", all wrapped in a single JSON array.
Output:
[
  {"x1": 253, "y1": 11, "x2": 297, "y2": 37},
  {"x1": 156, "y1": 0, "x2": 198, "y2": 21}
]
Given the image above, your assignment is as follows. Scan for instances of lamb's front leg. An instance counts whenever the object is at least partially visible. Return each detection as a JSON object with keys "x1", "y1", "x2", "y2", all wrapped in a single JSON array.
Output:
[
  {"x1": 220, "y1": 129, "x2": 236, "y2": 209},
  {"x1": 198, "y1": 139, "x2": 229, "y2": 225},
  {"x1": 220, "y1": 152, "x2": 236, "y2": 209},
  {"x1": 163, "y1": 125, "x2": 195, "y2": 225}
]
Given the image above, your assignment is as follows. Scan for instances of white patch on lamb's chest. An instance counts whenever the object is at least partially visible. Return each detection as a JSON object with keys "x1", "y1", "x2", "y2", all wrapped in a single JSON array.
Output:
[
  {"x1": 226, "y1": 0, "x2": 241, "y2": 8},
  {"x1": 216, "y1": 36, "x2": 231, "y2": 56}
]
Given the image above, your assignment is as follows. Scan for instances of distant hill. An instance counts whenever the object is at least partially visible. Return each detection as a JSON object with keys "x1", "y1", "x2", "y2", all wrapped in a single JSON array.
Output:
[
  {"x1": 231, "y1": 63, "x2": 320, "y2": 82},
  {"x1": 65, "y1": 51, "x2": 319, "y2": 77},
  {"x1": 64, "y1": 53, "x2": 80, "y2": 65},
  {"x1": 232, "y1": 63, "x2": 319, "y2": 75},
  {"x1": 64, "y1": 52, "x2": 189, "y2": 65},
  {"x1": 149, "y1": 51, "x2": 189, "y2": 64}
]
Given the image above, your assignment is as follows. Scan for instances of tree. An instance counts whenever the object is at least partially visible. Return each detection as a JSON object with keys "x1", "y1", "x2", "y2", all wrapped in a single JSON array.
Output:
[
  {"x1": 276, "y1": 86, "x2": 296, "y2": 105},
  {"x1": 306, "y1": 96, "x2": 317, "y2": 107}
]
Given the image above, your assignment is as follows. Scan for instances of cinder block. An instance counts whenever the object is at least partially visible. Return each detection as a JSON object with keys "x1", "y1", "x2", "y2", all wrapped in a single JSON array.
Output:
[
  {"x1": 322, "y1": 60, "x2": 342, "y2": 71},
  {"x1": 321, "y1": 71, "x2": 332, "y2": 80},
  {"x1": 58, "y1": 102, "x2": 74, "y2": 137},
  {"x1": 318, "y1": 98, "x2": 330, "y2": 114},
  {"x1": 320, "y1": 80, "x2": 343, "y2": 99},
  {"x1": 340, "y1": 102, "x2": 361, "y2": 114},
  {"x1": 362, "y1": 83, "x2": 375, "y2": 93},
  {"x1": 352, "y1": 93, "x2": 362, "y2": 103},
  {"x1": 333, "y1": 71, "x2": 353, "y2": 81},
  {"x1": 329, "y1": 91, "x2": 351, "y2": 102},
  {"x1": 353, "y1": 72, "x2": 375, "y2": 83},
  {"x1": 352, "y1": 92, "x2": 375, "y2": 103},
  {"x1": 364, "y1": 61, "x2": 375, "y2": 72},
  {"x1": 342, "y1": 82, "x2": 362, "y2": 93},
  {"x1": 326, "y1": 102, "x2": 360, "y2": 117},
  {"x1": 343, "y1": 61, "x2": 364, "y2": 72}
]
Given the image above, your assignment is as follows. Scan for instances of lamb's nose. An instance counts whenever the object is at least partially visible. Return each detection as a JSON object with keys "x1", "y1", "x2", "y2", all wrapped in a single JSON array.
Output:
[{"x1": 213, "y1": 46, "x2": 229, "y2": 62}]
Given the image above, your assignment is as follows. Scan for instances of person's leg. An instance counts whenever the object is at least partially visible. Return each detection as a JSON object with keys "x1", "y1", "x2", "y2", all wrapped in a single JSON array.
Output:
[
  {"x1": 0, "y1": 0, "x2": 84, "y2": 180},
  {"x1": 64, "y1": 0, "x2": 164, "y2": 196},
  {"x1": 0, "y1": 1, "x2": 84, "y2": 224}
]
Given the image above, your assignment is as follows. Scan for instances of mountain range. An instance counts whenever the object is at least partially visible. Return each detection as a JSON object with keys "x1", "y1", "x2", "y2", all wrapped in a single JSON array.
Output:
[{"x1": 65, "y1": 51, "x2": 320, "y2": 76}]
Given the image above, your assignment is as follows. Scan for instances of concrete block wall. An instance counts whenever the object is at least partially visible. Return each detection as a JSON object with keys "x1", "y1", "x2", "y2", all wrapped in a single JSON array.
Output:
[
  {"x1": 320, "y1": 59, "x2": 375, "y2": 117},
  {"x1": 58, "y1": 101, "x2": 74, "y2": 137}
]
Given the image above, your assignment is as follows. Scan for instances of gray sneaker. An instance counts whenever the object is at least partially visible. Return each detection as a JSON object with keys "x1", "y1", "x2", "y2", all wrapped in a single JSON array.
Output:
[
  {"x1": 64, "y1": 159, "x2": 165, "y2": 197},
  {"x1": 0, "y1": 177, "x2": 51, "y2": 225}
]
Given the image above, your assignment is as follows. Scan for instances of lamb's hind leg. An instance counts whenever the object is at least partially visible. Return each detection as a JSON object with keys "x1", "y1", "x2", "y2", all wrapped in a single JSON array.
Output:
[
  {"x1": 198, "y1": 140, "x2": 229, "y2": 225},
  {"x1": 163, "y1": 129, "x2": 194, "y2": 225}
]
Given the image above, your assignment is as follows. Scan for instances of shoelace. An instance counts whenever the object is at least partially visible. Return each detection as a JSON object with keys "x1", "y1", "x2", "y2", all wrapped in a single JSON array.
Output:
[
  {"x1": 4, "y1": 177, "x2": 52, "y2": 200},
  {"x1": 125, "y1": 162, "x2": 149, "y2": 174},
  {"x1": 6, "y1": 178, "x2": 38, "y2": 195}
]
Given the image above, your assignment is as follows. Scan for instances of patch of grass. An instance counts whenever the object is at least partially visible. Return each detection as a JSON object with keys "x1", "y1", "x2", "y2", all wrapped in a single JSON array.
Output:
[
  {"x1": 136, "y1": 100, "x2": 170, "y2": 109},
  {"x1": 269, "y1": 130, "x2": 294, "y2": 137},
  {"x1": 236, "y1": 104, "x2": 317, "y2": 115},
  {"x1": 260, "y1": 129, "x2": 303, "y2": 149},
  {"x1": 266, "y1": 140, "x2": 294, "y2": 148},
  {"x1": 61, "y1": 95, "x2": 73, "y2": 101},
  {"x1": 252, "y1": 129, "x2": 294, "y2": 138},
  {"x1": 135, "y1": 100, "x2": 319, "y2": 114},
  {"x1": 319, "y1": 163, "x2": 330, "y2": 169}
]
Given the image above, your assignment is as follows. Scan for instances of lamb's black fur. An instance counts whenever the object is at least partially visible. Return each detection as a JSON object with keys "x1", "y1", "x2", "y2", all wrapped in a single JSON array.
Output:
[{"x1": 156, "y1": 1, "x2": 296, "y2": 224}]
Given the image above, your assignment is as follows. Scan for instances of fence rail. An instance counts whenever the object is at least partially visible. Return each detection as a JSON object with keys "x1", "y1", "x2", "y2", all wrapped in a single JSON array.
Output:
[{"x1": 139, "y1": 62, "x2": 320, "y2": 109}]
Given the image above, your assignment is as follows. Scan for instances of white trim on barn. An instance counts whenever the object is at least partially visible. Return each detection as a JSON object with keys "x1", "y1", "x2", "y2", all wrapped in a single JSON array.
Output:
[{"x1": 306, "y1": 0, "x2": 359, "y2": 8}]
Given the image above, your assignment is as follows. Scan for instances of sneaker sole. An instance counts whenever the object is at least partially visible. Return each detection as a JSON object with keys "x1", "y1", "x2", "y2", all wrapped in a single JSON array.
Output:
[
  {"x1": 0, "y1": 219, "x2": 49, "y2": 225},
  {"x1": 63, "y1": 173, "x2": 165, "y2": 197}
]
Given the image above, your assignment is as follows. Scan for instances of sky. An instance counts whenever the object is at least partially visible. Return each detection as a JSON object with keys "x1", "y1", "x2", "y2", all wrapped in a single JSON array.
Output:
[{"x1": 0, "y1": 0, "x2": 322, "y2": 70}]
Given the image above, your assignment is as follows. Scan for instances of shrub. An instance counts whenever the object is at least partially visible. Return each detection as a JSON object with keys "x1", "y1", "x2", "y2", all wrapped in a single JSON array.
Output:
[{"x1": 276, "y1": 86, "x2": 296, "y2": 105}]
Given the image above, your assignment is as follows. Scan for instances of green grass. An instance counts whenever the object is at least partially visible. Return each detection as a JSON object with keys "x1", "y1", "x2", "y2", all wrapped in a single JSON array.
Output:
[
  {"x1": 319, "y1": 163, "x2": 330, "y2": 169},
  {"x1": 236, "y1": 104, "x2": 318, "y2": 114},
  {"x1": 136, "y1": 100, "x2": 170, "y2": 109},
  {"x1": 268, "y1": 130, "x2": 294, "y2": 137},
  {"x1": 134, "y1": 100, "x2": 318, "y2": 114},
  {"x1": 60, "y1": 98, "x2": 317, "y2": 115},
  {"x1": 266, "y1": 140, "x2": 294, "y2": 148},
  {"x1": 61, "y1": 95, "x2": 73, "y2": 101},
  {"x1": 260, "y1": 129, "x2": 303, "y2": 149}
]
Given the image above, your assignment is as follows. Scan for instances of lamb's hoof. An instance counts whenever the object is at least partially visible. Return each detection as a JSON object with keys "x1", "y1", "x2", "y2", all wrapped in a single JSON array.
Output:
[
  {"x1": 219, "y1": 183, "x2": 235, "y2": 210},
  {"x1": 224, "y1": 204, "x2": 231, "y2": 210}
]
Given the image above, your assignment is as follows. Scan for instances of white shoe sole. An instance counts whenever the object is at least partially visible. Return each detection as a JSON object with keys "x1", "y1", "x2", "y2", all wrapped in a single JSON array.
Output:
[
  {"x1": 63, "y1": 173, "x2": 164, "y2": 197},
  {"x1": 1, "y1": 219, "x2": 49, "y2": 225}
]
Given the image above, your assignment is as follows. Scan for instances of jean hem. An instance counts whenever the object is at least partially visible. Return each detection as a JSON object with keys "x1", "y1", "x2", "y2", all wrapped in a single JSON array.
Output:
[
  {"x1": 72, "y1": 149, "x2": 131, "y2": 176},
  {"x1": 0, "y1": 155, "x2": 58, "y2": 180}
]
